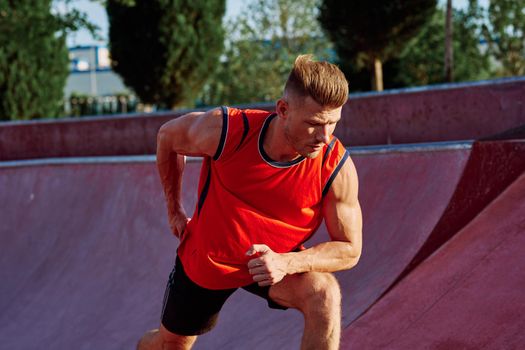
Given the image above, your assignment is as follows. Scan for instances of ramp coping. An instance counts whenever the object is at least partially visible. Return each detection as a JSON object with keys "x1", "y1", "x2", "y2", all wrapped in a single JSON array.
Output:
[
  {"x1": 349, "y1": 140, "x2": 472, "y2": 155},
  {"x1": 350, "y1": 75, "x2": 525, "y2": 99},
  {"x1": 0, "y1": 140, "x2": 473, "y2": 169}
]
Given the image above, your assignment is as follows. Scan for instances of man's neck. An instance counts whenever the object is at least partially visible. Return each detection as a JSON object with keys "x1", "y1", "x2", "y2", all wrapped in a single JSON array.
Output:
[{"x1": 263, "y1": 116, "x2": 301, "y2": 162}]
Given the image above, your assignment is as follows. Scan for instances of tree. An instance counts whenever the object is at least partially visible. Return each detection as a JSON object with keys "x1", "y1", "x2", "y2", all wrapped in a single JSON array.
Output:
[
  {"x1": 106, "y1": 0, "x2": 226, "y2": 109},
  {"x1": 0, "y1": 1, "x2": 63, "y2": 119},
  {"x1": 0, "y1": 0, "x2": 98, "y2": 120},
  {"x1": 198, "y1": 0, "x2": 334, "y2": 106},
  {"x1": 444, "y1": 0, "x2": 454, "y2": 82},
  {"x1": 481, "y1": 0, "x2": 525, "y2": 76},
  {"x1": 319, "y1": 0, "x2": 437, "y2": 91},
  {"x1": 392, "y1": 4, "x2": 491, "y2": 87}
]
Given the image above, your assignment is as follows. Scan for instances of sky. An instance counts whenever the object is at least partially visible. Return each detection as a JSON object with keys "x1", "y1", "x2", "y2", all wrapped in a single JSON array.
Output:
[{"x1": 62, "y1": 0, "x2": 487, "y2": 47}]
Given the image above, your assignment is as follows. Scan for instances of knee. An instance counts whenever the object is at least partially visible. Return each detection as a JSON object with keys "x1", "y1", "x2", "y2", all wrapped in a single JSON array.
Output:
[
  {"x1": 137, "y1": 329, "x2": 160, "y2": 350},
  {"x1": 137, "y1": 327, "x2": 197, "y2": 350},
  {"x1": 298, "y1": 273, "x2": 341, "y2": 315},
  {"x1": 159, "y1": 325, "x2": 197, "y2": 349}
]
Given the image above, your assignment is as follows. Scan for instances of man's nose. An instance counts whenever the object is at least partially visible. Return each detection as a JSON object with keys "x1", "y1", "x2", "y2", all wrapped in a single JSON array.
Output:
[{"x1": 316, "y1": 125, "x2": 330, "y2": 144}]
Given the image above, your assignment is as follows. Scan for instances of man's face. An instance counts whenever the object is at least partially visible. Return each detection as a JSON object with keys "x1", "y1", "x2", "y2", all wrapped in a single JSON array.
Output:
[{"x1": 277, "y1": 95, "x2": 342, "y2": 159}]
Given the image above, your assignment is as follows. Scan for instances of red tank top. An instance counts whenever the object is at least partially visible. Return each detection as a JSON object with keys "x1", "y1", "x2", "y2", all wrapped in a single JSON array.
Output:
[{"x1": 177, "y1": 106, "x2": 349, "y2": 289}]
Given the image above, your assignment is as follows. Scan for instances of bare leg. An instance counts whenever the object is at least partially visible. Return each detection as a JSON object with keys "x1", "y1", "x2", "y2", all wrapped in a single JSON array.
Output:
[
  {"x1": 269, "y1": 272, "x2": 341, "y2": 350},
  {"x1": 137, "y1": 324, "x2": 197, "y2": 350}
]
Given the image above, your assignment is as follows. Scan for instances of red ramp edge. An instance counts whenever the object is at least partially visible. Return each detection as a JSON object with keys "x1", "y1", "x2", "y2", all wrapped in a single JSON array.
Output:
[
  {"x1": 342, "y1": 170, "x2": 525, "y2": 349},
  {"x1": 387, "y1": 140, "x2": 525, "y2": 297}
]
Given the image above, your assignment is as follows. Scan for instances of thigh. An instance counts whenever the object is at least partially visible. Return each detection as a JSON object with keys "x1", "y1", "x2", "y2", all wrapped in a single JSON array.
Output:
[{"x1": 161, "y1": 256, "x2": 237, "y2": 336}]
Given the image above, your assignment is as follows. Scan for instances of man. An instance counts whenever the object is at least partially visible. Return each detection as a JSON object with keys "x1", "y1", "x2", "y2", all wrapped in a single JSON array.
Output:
[{"x1": 138, "y1": 55, "x2": 362, "y2": 350}]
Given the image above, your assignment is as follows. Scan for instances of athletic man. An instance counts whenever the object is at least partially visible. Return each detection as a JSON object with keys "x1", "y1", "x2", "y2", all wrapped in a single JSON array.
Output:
[{"x1": 138, "y1": 55, "x2": 362, "y2": 350}]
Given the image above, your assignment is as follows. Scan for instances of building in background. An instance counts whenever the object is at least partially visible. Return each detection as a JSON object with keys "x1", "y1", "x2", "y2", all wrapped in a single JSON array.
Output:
[
  {"x1": 65, "y1": 46, "x2": 143, "y2": 116},
  {"x1": 66, "y1": 45, "x2": 128, "y2": 96}
]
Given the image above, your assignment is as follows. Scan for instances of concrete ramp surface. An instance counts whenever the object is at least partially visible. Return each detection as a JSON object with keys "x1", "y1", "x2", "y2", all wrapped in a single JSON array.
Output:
[
  {"x1": 342, "y1": 171, "x2": 525, "y2": 349},
  {"x1": 0, "y1": 141, "x2": 523, "y2": 349},
  {"x1": 0, "y1": 162, "x2": 177, "y2": 349}
]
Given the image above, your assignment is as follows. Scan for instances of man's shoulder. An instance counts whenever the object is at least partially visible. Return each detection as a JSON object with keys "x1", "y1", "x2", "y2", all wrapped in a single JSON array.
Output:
[
  {"x1": 323, "y1": 137, "x2": 348, "y2": 164},
  {"x1": 222, "y1": 106, "x2": 274, "y2": 132},
  {"x1": 225, "y1": 106, "x2": 273, "y2": 119}
]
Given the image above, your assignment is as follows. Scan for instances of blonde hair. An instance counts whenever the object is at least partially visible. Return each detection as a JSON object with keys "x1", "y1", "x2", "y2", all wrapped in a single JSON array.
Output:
[{"x1": 284, "y1": 55, "x2": 348, "y2": 108}]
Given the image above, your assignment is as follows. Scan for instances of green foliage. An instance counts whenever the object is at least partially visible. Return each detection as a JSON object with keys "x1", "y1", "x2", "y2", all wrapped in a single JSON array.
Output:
[
  {"x1": 393, "y1": 5, "x2": 492, "y2": 86},
  {"x1": 481, "y1": 0, "x2": 525, "y2": 76},
  {"x1": 0, "y1": 1, "x2": 69, "y2": 120},
  {"x1": 107, "y1": 0, "x2": 226, "y2": 109},
  {"x1": 198, "y1": 0, "x2": 333, "y2": 106},
  {"x1": 318, "y1": 0, "x2": 437, "y2": 90},
  {"x1": 56, "y1": 0, "x2": 101, "y2": 39}
]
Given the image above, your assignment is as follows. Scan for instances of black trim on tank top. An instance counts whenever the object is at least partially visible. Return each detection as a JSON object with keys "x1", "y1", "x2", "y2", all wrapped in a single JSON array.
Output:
[
  {"x1": 322, "y1": 137, "x2": 338, "y2": 166},
  {"x1": 258, "y1": 113, "x2": 305, "y2": 168},
  {"x1": 322, "y1": 150, "x2": 349, "y2": 197},
  {"x1": 197, "y1": 167, "x2": 212, "y2": 215},
  {"x1": 235, "y1": 112, "x2": 250, "y2": 151},
  {"x1": 213, "y1": 106, "x2": 228, "y2": 160}
]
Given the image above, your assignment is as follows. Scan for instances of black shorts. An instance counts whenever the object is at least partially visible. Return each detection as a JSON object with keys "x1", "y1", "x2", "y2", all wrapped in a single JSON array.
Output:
[{"x1": 160, "y1": 255, "x2": 287, "y2": 336}]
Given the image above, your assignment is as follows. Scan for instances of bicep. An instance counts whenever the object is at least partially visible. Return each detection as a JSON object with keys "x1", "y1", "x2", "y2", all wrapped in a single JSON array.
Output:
[
  {"x1": 157, "y1": 107, "x2": 223, "y2": 157},
  {"x1": 322, "y1": 157, "x2": 363, "y2": 252}
]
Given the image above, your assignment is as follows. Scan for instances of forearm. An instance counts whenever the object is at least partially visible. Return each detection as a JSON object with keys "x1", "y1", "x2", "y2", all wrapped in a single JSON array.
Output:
[
  {"x1": 156, "y1": 132, "x2": 186, "y2": 219},
  {"x1": 283, "y1": 241, "x2": 361, "y2": 274}
]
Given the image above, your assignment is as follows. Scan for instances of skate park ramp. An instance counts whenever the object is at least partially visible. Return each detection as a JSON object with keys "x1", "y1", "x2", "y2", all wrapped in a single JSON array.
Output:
[
  {"x1": 1, "y1": 140, "x2": 524, "y2": 349},
  {"x1": 341, "y1": 171, "x2": 525, "y2": 350}
]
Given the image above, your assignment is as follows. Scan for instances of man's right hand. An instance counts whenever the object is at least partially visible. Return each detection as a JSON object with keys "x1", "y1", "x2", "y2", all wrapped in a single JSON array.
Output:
[{"x1": 168, "y1": 211, "x2": 190, "y2": 239}]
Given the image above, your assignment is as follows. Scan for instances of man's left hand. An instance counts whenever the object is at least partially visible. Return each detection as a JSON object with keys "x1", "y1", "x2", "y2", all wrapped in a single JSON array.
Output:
[{"x1": 246, "y1": 244, "x2": 290, "y2": 287}]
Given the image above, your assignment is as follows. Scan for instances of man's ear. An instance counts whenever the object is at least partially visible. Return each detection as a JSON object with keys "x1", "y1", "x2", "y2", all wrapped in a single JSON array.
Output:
[{"x1": 276, "y1": 98, "x2": 288, "y2": 120}]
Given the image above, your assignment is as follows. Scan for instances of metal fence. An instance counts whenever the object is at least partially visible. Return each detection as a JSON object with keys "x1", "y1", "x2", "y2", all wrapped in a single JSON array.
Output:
[{"x1": 64, "y1": 94, "x2": 147, "y2": 117}]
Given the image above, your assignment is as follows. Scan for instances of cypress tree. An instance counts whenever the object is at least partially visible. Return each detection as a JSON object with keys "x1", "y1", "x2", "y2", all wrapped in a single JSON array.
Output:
[
  {"x1": 0, "y1": 0, "x2": 69, "y2": 120},
  {"x1": 107, "y1": 0, "x2": 226, "y2": 109}
]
